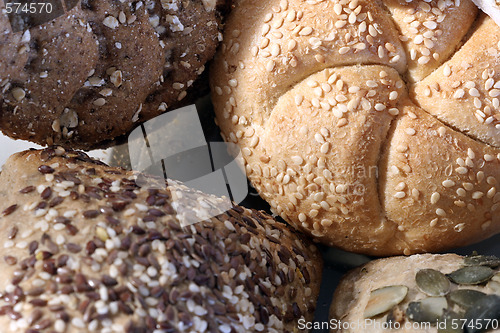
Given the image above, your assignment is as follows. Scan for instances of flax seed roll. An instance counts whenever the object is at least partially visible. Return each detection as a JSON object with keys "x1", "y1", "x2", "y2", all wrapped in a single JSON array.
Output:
[
  {"x1": 210, "y1": 0, "x2": 500, "y2": 256},
  {"x1": 0, "y1": 148, "x2": 322, "y2": 332}
]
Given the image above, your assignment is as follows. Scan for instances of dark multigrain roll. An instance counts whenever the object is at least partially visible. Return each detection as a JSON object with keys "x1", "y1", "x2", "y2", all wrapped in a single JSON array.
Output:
[
  {"x1": 0, "y1": 0, "x2": 227, "y2": 149},
  {"x1": 0, "y1": 148, "x2": 322, "y2": 332}
]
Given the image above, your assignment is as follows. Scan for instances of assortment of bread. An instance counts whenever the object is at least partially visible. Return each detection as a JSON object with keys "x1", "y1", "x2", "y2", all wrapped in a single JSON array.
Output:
[
  {"x1": 210, "y1": 0, "x2": 500, "y2": 256},
  {"x1": 2, "y1": 0, "x2": 500, "y2": 331}
]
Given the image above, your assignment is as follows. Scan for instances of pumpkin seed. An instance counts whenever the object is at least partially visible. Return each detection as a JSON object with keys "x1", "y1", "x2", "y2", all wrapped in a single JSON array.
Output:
[
  {"x1": 438, "y1": 310, "x2": 464, "y2": 333},
  {"x1": 363, "y1": 285, "x2": 408, "y2": 318},
  {"x1": 449, "y1": 289, "x2": 487, "y2": 310},
  {"x1": 464, "y1": 255, "x2": 500, "y2": 268},
  {"x1": 492, "y1": 273, "x2": 500, "y2": 283},
  {"x1": 487, "y1": 280, "x2": 500, "y2": 294},
  {"x1": 447, "y1": 266, "x2": 494, "y2": 285},
  {"x1": 407, "y1": 297, "x2": 448, "y2": 323},
  {"x1": 416, "y1": 269, "x2": 451, "y2": 296},
  {"x1": 464, "y1": 295, "x2": 500, "y2": 333}
]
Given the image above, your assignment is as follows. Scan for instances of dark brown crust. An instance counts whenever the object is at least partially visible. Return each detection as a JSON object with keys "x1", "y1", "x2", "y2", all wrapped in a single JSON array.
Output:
[{"x1": 0, "y1": 0, "x2": 226, "y2": 149}]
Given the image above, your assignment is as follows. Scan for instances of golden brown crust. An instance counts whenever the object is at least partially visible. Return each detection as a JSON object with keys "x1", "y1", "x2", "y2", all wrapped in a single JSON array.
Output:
[
  {"x1": 0, "y1": 0, "x2": 225, "y2": 149},
  {"x1": 0, "y1": 148, "x2": 322, "y2": 332},
  {"x1": 257, "y1": 65, "x2": 405, "y2": 254},
  {"x1": 413, "y1": 14, "x2": 500, "y2": 148},
  {"x1": 380, "y1": 105, "x2": 500, "y2": 254},
  {"x1": 210, "y1": 0, "x2": 500, "y2": 255},
  {"x1": 384, "y1": 0, "x2": 478, "y2": 82}
]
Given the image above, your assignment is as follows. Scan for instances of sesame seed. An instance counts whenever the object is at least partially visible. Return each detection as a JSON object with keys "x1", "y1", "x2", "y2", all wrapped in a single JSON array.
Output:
[
  {"x1": 485, "y1": 78, "x2": 495, "y2": 90},
  {"x1": 490, "y1": 89, "x2": 500, "y2": 97},
  {"x1": 321, "y1": 219, "x2": 333, "y2": 227},
  {"x1": 487, "y1": 177, "x2": 497, "y2": 185},
  {"x1": 469, "y1": 88, "x2": 480, "y2": 97},
  {"x1": 453, "y1": 89, "x2": 465, "y2": 99},
  {"x1": 472, "y1": 191, "x2": 484, "y2": 200},
  {"x1": 482, "y1": 221, "x2": 492, "y2": 230},
  {"x1": 266, "y1": 60, "x2": 276, "y2": 72},
  {"x1": 299, "y1": 26, "x2": 313, "y2": 36},
  {"x1": 423, "y1": 21, "x2": 437, "y2": 30},
  {"x1": 394, "y1": 192, "x2": 406, "y2": 199},
  {"x1": 320, "y1": 142, "x2": 330, "y2": 154},
  {"x1": 335, "y1": 20, "x2": 347, "y2": 28},
  {"x1": 314, "y1": 133, "x2": 325, "y2": 144},
  {"x1": 172, "y1": 82, "x2": 185, "y2": 90},
  {"x1": 418, "y1": 56, "x2": 430, "y2": 65},
  {"x1": 334, "y1": 4, "x2": 342, "y2": 15},
  {"x1": 103, "y1": 16, "x2": 119, "y2": 29},
  {"x1": 436, "y1": 208, "x2": 446, "y2": 217},
  {"x1": 463, "y1": 182, "x2": 474, "y2": 191},
  {"x1": 11, "y1": 87, "x2": 26, "y2": 101},
  {"x1": 405, "y1": 128, "x2": 416, "y2": 136},
  {"x1": 339, "y1": 47, "x2": 350, "y2": 55},
  {"x1": 298, "y1": 213, "x2": 307, "y2": 223},
  {"x1": 443, "y1": 64, "x2": 451, "y2": 77},
  {"x1": 250, "y1": 136, "x2": 259, "y2": 148},
  {"x1": 430, "y1": 192, "x2": 441, "y2": 204},
  {"x1": 388, "y1": 108, "x2": 400, "y2": 116}
]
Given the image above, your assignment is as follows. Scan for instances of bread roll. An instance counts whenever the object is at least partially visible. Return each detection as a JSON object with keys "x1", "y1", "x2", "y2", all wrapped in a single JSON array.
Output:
[
  {"x1": 330, "y1": 253, "x2": 500, "y2": 332},
  {"x1": 0, "y1": 148, "x2": 322, "y2": 332},
  {"x1": 210, "y1": 0, "x2": 500, "y2": 255},
  {"x1": 0, "y1": 0, "x2": 225, "y2": 149}
]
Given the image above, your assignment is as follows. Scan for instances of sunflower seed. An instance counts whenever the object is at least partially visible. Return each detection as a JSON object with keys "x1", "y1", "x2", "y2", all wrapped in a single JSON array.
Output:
[
  {"x1": 464, "y1": 255, "x2": 500, "y2": 268},
  {"x1": 406, "y1": 297, "x2": 448, "y2": 323},
  {"x1": 438, "y1": 310, "x2": 464, "y2": 333},
  {"x1": 363, "y1": 285, "x2": 408, "y2": 318},
  {"x1": 464, "y1": 295, "x2": 500, "y2": 333},
  {"x1": 449, "y1": 289, "x2": 487, "y2": 310},
  {"x1": 416, "y1": 269, "x2": 451, "y2": 296},
  {"x1": 447, "y1": 266, "x2": 494, "y2": 285}
]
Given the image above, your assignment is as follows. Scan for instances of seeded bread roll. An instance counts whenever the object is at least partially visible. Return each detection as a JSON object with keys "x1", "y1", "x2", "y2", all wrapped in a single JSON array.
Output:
[
  {"x1": 330, "y1": 254, "x2": 500, "y2": 332},
  {"x1": 0, "y1": 0, "x2": 225, "y2": 149},
  {"x1": 0, "y1": 148, "x2": 322, "y2": 333},
  {"x1": 210, "y1": 0, "x2": 500, "y2": 256}
]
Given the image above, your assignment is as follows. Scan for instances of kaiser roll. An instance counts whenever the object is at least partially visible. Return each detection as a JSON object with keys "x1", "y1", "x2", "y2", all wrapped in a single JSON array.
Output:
[{"x1": 210, "y1": 0, "x2": 500, "y2": 256}]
